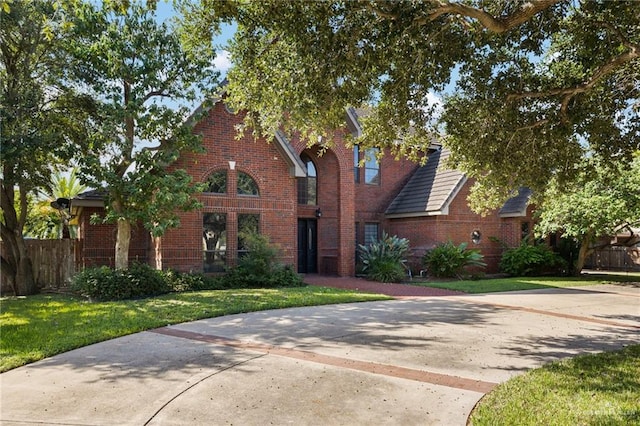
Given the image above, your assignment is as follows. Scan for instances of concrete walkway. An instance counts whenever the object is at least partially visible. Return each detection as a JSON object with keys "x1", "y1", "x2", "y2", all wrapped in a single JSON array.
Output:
[{"x1": 1, "y1": 279, "x2": 638, "y2": 425}]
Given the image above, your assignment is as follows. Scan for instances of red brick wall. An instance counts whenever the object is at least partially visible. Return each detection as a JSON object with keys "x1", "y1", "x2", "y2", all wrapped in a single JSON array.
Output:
[
  {"x1": 77, "y1": 207, "x2": 149, "y2": 268},
  {"x1": 386, "y1": 180, "x2": 535, "y2": 273},
  {"x1": 163, "y1": 102, "x2": 299, "y2": 272},
  {"x1": 76, "y1": 101, "x2": 536, "y2": 278},
  {"x1": 291, "y1": 132, "x2": 357, "y2": 276}
]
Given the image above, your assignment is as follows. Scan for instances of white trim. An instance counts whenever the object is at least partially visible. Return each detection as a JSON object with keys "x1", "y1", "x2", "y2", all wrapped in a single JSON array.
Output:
[
  {"x1": 499, "y1": 211, "x2": 528, "y2": 218},
  {"x1": 346, "y1": 107, "x2": 362, "y2": 137},
  {"x1": 274, "y1": 130, "x2": 307, "y2": 177},
  {"x1": 439, "y1": 175, "x2": 467, "y2": 216}
]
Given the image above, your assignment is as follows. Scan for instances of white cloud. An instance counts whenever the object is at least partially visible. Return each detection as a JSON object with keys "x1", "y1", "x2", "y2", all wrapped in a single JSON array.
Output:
[
  {"x1": 426, "y1": 92, "x2": 443, "y2": 112},
  {"x1": 213, "y1": 50, "x2": 232, "y2": 73}
]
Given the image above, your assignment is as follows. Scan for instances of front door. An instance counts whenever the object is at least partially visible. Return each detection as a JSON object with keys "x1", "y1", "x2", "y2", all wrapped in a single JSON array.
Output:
[{"x1": 297, "y1": 219, "x2": 318, "y2": 273}]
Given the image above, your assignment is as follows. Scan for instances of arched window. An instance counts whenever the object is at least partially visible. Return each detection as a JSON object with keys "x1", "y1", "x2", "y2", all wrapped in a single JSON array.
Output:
[
  {"x1": 205, "y1": 170, "x2": 227, "y2": 194},
  {"x1": 298, "y1": 153, "x2": 317, "y2": 205},
  {"x1": 237, "y1": 172, "x2": 259, "y2": 196}
]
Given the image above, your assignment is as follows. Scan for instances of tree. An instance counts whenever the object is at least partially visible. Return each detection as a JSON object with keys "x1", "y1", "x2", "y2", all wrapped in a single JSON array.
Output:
[
  {"x1": 180, "y1": 0, "x2": 639, "y2": 211},
  {"x1": 1, "y1": 0, "x2": 89, "y2": 295},
  {"x1": 68, "y1": 2, "x2": 218, "y2": 270},
  {"x1": 536, "y1": 153, "x2": 640, "y2": 275}
]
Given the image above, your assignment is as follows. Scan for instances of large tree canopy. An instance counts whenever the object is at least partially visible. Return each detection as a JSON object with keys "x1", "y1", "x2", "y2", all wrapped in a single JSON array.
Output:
[
  {"x1": 1, "y1": 0, "x2": 90, "y2": 294},
  {"x1": 69, "y1": 2, "x2": 219, "y2": 269},
  {"x1": 182, "y1": 0, "x2": 639, "y2": 210}
]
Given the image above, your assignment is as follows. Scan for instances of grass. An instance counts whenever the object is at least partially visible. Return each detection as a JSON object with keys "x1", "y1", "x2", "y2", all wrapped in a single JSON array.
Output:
[
  {"x1": 470, "y1": 344, "x2": 640, "y2": 425},
  {"x1": 409, "y1": 273, "x2": 640, "y2": 293},
  {"x1": 2, "y1": 274, "x2": 638, "y2": 423},
  {"x1": 0, "y1": 286, "x2": 390, "y2": 373}
]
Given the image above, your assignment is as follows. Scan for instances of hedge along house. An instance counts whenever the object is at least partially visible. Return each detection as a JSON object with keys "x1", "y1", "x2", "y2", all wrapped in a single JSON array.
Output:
[{"x1": 73, "y1": 99, "x2": 534, "y2": 276}]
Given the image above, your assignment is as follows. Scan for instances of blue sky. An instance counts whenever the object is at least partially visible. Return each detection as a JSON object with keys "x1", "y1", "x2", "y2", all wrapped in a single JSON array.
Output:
[{"x1": 155, "y1": 1, "x2": 236, "y2": 75}]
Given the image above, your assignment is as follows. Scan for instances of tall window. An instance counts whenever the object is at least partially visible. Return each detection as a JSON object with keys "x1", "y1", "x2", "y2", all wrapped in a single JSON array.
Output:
[
  {"x1": 203, "y1": 213, "x2": 226, "y2": 272},
  {"x1": 521, "y1": 222, "x2": 530, "y2": 241},
  {"x1": 237, "y1": 172, "x2": 259, "y2": 196},
  {"x1": 205, "y1": 170, "x2": 227, "y2": 193},
  {"x1": 238, "y1": 214, "x2": 260, "y2": 258},
  {"x1": 364, "y1": 223, "x2": 379, "y2": 245},
  {"x1": 353, "y1": 146, "x2": 360, "y2": 183},
  {"x1": 298, "y1": 153, "x2": 317, "y2": 205},
  {"x1": 364, "y1": 148, "x2": 380, "y2": 185}
]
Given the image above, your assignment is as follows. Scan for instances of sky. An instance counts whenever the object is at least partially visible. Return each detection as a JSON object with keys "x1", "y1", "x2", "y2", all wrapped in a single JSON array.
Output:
[
  {"x1": 152, "y1": 1, "x2": 446, "y2": 114},
  {"x1": 155, "y1": 1, "x2": 235, "y2": 76}
]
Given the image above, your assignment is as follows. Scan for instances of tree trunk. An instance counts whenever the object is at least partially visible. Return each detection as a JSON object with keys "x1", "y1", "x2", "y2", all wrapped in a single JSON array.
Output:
[
  {"x1": 114, "y1": 219, "x2": 132, "y2": 270},
  {"x1": 150, "y1": 235, "x2": 163, "y2": 270},
  {"x1": 574, "y1": 235, "x2": 593, "y2": 276},
  {"x1": 0, "y1": 181, "x2": 37, "y2": 295}
]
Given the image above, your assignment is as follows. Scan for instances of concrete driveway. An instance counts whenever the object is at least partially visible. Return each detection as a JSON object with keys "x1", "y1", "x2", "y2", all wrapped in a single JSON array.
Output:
[{"x1": 1, "y1": 283, "x2": 638, "y2": 425}]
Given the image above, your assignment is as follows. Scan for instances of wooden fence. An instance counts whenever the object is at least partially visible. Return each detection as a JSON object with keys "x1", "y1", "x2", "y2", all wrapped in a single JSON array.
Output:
[
  {"x1": 1, "y1": 239, "x2": 78, "y2": 292},
  {"x1": 585, "y1": 246, "x2": 640, "y2": 272}
]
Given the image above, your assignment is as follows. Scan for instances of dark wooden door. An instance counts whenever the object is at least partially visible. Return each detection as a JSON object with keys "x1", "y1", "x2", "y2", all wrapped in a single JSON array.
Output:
[{"x1": 297, "y1": 219, "x2": 318, "y2": 273}]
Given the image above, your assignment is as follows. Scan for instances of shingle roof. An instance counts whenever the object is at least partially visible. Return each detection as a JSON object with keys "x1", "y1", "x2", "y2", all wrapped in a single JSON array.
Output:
[
  {"x1": 72, "y1": 189, "x2": 106, "y2": 207},
  {"x1": 499, "y1": 187, "x2": 532, "y2": 217},
  {"x1": 385, "y1": 148, "x2": 466, "y2": 217}
]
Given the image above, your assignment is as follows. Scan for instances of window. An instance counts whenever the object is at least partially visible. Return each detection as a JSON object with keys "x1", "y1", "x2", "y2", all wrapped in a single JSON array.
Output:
[
  {"x1": 203, "y1": 213, "x2": 226, "y2": 272},
  {"x1": 353, "y1": 146, "x2": 360, "y2": 183},
  {"x1": 237, "y1": 172, "x2": 259, "y2": 196},
  {"x1": 298, "y1": 153, "x2": 317, "y2": 205},
  {"x1": 238, "y1": 214, "x2": 260, "y2": 258},
  {"x1": 521, "y1": 222, "x2": 530, "y2": 241},
  {"x1": 364, "y1": 223, "x2": 379, "y2": 245},
  {"x1": 205, "y1": 170, "x2": 226, "y2": 194},
  {"x1": 364, "y1": 148, "x2": 380, "y2": 185}
]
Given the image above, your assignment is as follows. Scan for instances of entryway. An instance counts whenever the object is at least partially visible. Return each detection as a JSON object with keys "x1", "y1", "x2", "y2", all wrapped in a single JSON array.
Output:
[{"x1": 297, "y1": 219, "x2": 318, "y2": 273}]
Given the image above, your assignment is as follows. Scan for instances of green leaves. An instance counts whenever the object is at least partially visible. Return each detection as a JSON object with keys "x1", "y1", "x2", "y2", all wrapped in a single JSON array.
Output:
[
  {"x1": 423, "y1": 241, "x2": 487, "y2": 278},
  {"x1": 184, "y1": 0, "x2": 639, "y2": 210},
  {"x1": 67, "y1": 2, "x2": 219, "y2": 249},
  {"x1": 358, "y1": 232, "x2": 410, "y2": 283}
]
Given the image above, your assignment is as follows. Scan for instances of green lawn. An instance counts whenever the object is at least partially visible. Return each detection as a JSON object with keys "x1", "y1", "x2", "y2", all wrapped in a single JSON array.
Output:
[
  {"x1": 0, "y1": 286, "x2": 390, "y2": 373},
  {"x1": 470, "y1": 344, "x2": 640, "y2": 425},
  {"x1": 410, "y1": 273, "x2": 640, "y2": 293},
  {"x1": 3, "y1": 275, "x2": 639, "y2": 424}
]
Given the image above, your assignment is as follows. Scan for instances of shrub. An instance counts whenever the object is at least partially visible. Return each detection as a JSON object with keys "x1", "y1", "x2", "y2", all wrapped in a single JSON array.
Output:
[
  {"x1": 499, "y1": 243, "x2": 566, "y2": 276},
  {"x1": 223, "y1": 232, "x2": 305, "y2": 288},
  {"x1": 162, "y1": 269, "x2": 224, "y2": 291},
  {"x1": 358, "y1": 233, "x2": 410, "y2": 283},
  {"x1": 71, "y1": 263, "x2": 169, "y2": 301},
  {"x1": 423, "y1": 241, "x2": 487, "y2": 278}
]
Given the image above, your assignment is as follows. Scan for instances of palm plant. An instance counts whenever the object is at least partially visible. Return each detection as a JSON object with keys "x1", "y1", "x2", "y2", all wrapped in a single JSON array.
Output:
[{"x1": 25, "y1": 168, "x2": 86, "y2": 239}]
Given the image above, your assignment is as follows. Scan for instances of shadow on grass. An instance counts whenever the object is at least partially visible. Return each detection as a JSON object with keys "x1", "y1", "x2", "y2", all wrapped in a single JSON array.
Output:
[{"x1": 408, "y1": 274, "x2": 640, "y2": 294}]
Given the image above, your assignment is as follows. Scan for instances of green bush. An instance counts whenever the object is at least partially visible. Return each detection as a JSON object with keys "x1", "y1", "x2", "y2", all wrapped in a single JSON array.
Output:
[
  {"x1": 71, "y1": 263, "x2": 170, "y2": 301},
  {"x1": 423, "y1": 241, "x2": 487, "y2": 278},
  {"x1": 162, "y1": 269, "x2": 224, "y2": 291},
  {"x1": 223, "y1": 232, "x2": 305, "y2": 288},
  {"x1": 499, "y1": 243, "x2": 566, "y2": 276},
  {"x1": 358, "y1": 233, "x2": 410, "y2": 283}
]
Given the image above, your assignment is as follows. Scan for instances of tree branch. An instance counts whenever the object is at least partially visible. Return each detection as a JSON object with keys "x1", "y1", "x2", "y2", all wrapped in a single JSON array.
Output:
[
  {"x1": 424, "y1": 0, "x2": 562, "y2": 33},
  {"x1": 507, "y1": 45, "x2": 639, "y2": 122},
  {"x1": 365, "y1": 1, "x2": 399, "y2": 20}
]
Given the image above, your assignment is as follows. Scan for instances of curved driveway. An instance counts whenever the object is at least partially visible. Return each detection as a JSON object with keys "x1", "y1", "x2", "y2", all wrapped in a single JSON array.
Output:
[{"x1": 1, "y1": 281, "x2": 638, "y2": 425}]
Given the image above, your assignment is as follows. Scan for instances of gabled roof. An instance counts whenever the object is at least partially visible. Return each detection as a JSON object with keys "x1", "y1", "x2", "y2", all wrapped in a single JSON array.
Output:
[
  {"x1": 499, "y1": 187, "x2": 533, "y2": 218},
  {"x1": 385, "y1": 148, "x2": 466, "y2": 218},
  {"x1": 274, "y1": 130, "x2": 308, "y2": 177}
]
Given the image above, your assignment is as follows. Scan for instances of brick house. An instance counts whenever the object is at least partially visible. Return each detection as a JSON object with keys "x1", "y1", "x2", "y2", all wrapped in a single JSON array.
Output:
[{"x1": 72, "y1": 100, "x2": 534, "y2": 276}]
